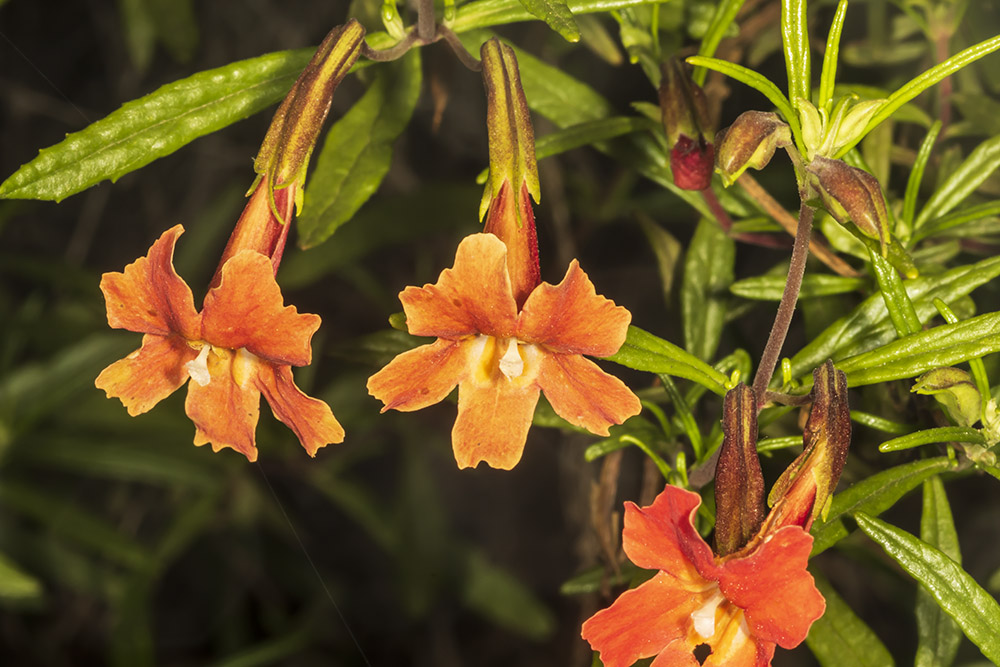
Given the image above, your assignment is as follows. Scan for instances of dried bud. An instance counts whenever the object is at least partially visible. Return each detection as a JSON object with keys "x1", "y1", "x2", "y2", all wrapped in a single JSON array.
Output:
[
  {"x1": 714, "y1": 111, "x2": 792, "y2": 187},
  {"x1": 807, "y1": 155, "x2": 890, "y2": 255},
  {"x1": 660, "y1": 58, "x2": 714, "y2": 191},
  {"x1": 913, "y1": 367, "x2": 981, "y2": 428},
  {"x1": 765, "y1": 361, "x2": 851, "y2": 533},
  {"x1": 480, "y1": 38, "x2": 541, "y2": 307},
  {"x1": 714, "y1": 383, "x2": 765, "y2": 556}
]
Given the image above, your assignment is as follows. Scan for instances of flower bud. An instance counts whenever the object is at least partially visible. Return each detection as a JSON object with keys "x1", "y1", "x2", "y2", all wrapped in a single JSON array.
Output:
[
  {"x1": 806, "y1": 155, "x2": 890, "y2": 255},
  {"x1": 714, "y1": 383, "x2": 765, "y2": 556},
  {"x1": 912, "y1": 367, "x2": 981, "y2": 428},
  {"x1": 659, "y1": 58, "x2": 714, "y2": 191},
  {"x1": 480, "y1": 38, "x2": 541, "y2": 308},
  {"x1": 714, "y1": 111, "x2": 791, "y2": 187},
  {"x1": 765, "y1": 361, "x2": 851, "y2": 532}
]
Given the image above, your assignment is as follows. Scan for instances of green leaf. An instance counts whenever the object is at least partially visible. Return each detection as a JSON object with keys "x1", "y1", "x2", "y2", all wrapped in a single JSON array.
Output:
[
  {"x1": 605, "y1": 325, "x2": 730, "y2": 396},
  {"x1": 693, "y1": 0, "x2": 747, "y2": 86},
  {"x1": 818, "y1": 0, "x2": 849, "y2": 111},
  {"x1": 838, "y1": 311, "x2": 1000, "y2": 387},
  {"x1": 838, "y1": 34, "x2": 1000, "y2": 157},
  {"x1": 789, "y1": 255, "x2": 1000, "y2": 380},
  {"x1": 0, "y1": 551, "x2": 42, "y2": 603},
  {"x1": 638, "y1": 215, "x2": 683, "y2": 306},
  {"x1": 810, "y1": 457, "x2": 953, "y2": 556},
  {"x1": 297, "y1": 52, "x2": 421, "y2": 248},
  {"x1": 517, "y1": 0, "x2": 580, "y2": 41},
  {"x1": 806, "y1": 573, "x2": 894, "y2": 667},
  {"x1": 535, "y1": 116, "x2": 655, "y2": 160},
  {"x1": 461, "y1": 549, "x2": 555, "y2": 640},
  {"x1": 878, "y1": 426, "x2": 984, "y2": 453},
  {"x1": 915, "y1": 133, "x2": 1000, "y2": 231},
  {"x1": 782, "y1": 0, "x2": 811, "y2": 109},
  {"x1": 731, "y1": 273, "x2": 866, "y2": 301},
  {"x1": 682, "y1": 219, "x2": 734, "y2": 363},
  {"x1": 856, "y1": 512, "x2": 1000, "y2": 664},
  {"x1": 0, "y1": 48, "x2": 313, "y2": 201},
  {"x1": 900, "y1": 121, "x2": 942, "y2": 240},
  {"x1": 915, "y1": 477, "x2": 963, "y2": 667},
  {"x1": 447, "y1": 0, "x2": 664, "y2": 35},
  {"x1": 867, "y1": 242, "x2": 920, "y2": 337},
  {"x1": 913, "y1": 200, "x2": 1000, "y2": 243}
]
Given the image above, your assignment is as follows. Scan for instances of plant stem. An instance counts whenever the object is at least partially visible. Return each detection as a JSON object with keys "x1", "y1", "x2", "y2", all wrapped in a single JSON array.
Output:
[{"x1": 751, "y1": 199, "x2": 814, "y2": 407}]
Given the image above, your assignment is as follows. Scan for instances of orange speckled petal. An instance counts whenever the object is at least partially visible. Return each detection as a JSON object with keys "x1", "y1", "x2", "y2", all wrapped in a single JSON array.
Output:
[
  {"x1": 367, "y1": 338, "x2": 472, "y2": 412},
  {"x1": 257, "y1": 363, "x2": 345, "y2": 457},
  {"x1": 452, "y1": 371, "x2": 540, "y2": 470},
  {"x1": 401, "y1": 234, "x2": 518, "y2": 339},
  {"x1": 201, "y1": 250, "x2": 320, "y2": 367},
  {"x1": 184, "y1": 347, "x2": 260, "y2": 462},
  {"x1": 99, "y1": 225, "x2": 201, "y2": 340},
  {"x1": 582, "y1": 572, "x2": 705, "y2": 667},
  {"x1": 518, "y1": 259, "x2": 630, "y2": 356},
  {"x1": 536, "y1": 353, "x2": 640, "y2": 437},
  {"x1": 95, "y1": 334, "x2": 197, "y2": 416}
]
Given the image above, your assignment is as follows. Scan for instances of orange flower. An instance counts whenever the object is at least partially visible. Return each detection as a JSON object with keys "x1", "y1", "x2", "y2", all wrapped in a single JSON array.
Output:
[
  {"x1": 367, "y1": 233, "x2": 640, "y2": 470},
  {"x1": 581, "y1": 485, "x2": 824, "y2": 667},
  {"x1": 96, "y1": 224, "x2": 343, "y2": 461}
]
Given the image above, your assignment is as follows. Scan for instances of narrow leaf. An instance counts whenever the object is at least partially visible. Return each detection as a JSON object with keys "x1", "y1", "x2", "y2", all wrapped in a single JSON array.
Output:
[
  {"x1": 915, "y1": 133, "x2": 1000, "y2": 230},
  {"x1": 915, "y1": 477, "x2": 963, "y2": 667},
  {"x1": 462, "y1": 549, "x2": 555, "y2": 640},
  {"x1": 682, "y1": 218, "x2": 735, "y2": 362},
  {"x1": 818, "y1": 0, "x2": 849, "y2": 111},
  {"x1": 731, "y1": 274, "x2": 865, "y2": 301},
  {"x1": 0, "y1": 552, "x2": 42, "y2": 603},
  {"x1": 448, "y1": 0, "x2": 665, "y2": 35},
  {"x1": 810, "y1": 457, "x2": 953, "y2": 556},
  {"x1": 693, "y1": 0, "x2": 746, "y2": 86},
  {"x1": 806, "y1": 573, "x2": 894, "y2": 667},
  {"x1": 605, "y1": 325, "x2": 730, "y2": 396},
  {"x1": 879, "y1": 426, "x2": 984, "y2": 453},
  {"x1": 867, "y1": 243, "x2": 920, "y2": 337},
  {"x1": 517, "y1": 0, "x2": 580, "y2": 41},
  {"x1": 297, "y1": 52, "x2": 422, "y2": 248},
  {"x1": 0, "y1": 49, "x2": 312, "y2": 201},
  {"x1": 901, "y1": 121, "x2": 942, "y2": 239},
  {"x1": 913, "y1": 200, "x2": 1000, "y2": 243},
  {"x1": 782, "y1": 0, "x2": 811, "y2": 108},
  {"x1": 856, "y1": 512, "x2": 1000, "y2": 664}
]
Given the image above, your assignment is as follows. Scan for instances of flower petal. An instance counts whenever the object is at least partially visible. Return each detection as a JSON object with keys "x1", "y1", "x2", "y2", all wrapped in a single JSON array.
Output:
[
  {"x1": 717, "y1": 525, "x2": 825, "y2": 648},
  {"x1": 99, "y1": 225, "x2": 201, "y2": 339},
  {"x1": 95, "y1": 334, "x2": 197, "y2": 416},
  {"x1": 518, "y1": 259, "x2": 630, "y2": 356},
  {"x1": 697, "y1": 610, "x2": 773, "y2": 667},
  {"x1": 452, "y1": 369, "x2": 540, "y2": 470},
  {"x1": 368, "y1": 338, "x2": 472, "y2": 412},
  {"x1": 622, "y1": 485, "x2": 718, "y2": 583},
  {"x1": 256, "y1": 363, "x2": 345, "y2": 456},
  {"x1": 201, "y1": 250, "x2": 319, "y2": 366},
  {"x1": 401, "y1": 234, "x2": 518, "y2": 339},
  {"x1": 184, "y1": 347, "x2": 260, "y2": 461},
  {"x1": 582, "y1": 572, "x2": 704, "y2": 667},
  {"x1": 536, "y1": 353, "x2": 640, "y2": 436}
]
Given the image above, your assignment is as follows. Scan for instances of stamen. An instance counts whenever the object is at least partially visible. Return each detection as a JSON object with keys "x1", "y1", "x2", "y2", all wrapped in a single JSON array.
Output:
[
  {"x1": 186, "y1": 345, "x2": 212, "y2": 387},
  {"x1": 498, "y1": 338, "x2": 524, "y2": 379},
  {"x1": 691, "y1": 588, "x2": 725, "y2": 639}
]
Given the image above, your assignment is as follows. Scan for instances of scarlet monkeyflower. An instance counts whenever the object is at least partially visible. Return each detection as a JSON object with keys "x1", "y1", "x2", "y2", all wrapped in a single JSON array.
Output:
[
  {"x1": 581, "y1": 484, "x2": 824, "y2": 666},
  {"x1": 95, "y1": 21, "x2": 365, "y2": 460},
  {"x1": 367, "y1": 233, "x2": 641, "y2": 470}
]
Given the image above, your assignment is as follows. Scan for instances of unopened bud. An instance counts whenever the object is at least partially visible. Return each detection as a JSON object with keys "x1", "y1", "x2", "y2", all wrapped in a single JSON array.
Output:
[
  {"x1": 714, "y1": 111, "x2": 791, "y2": 187},
  {"x1": 660, "y1": 58, "x2": 714, "y2": 191},
  {"x1": 807, "y1": 155, "x2": 890, "y2": 255},
  {"x1": 714, "y1": 383, "x2": 765, "y2": 556},
  {"x1": 913, "y1": 367, "x2": 981, "y2": 428}
]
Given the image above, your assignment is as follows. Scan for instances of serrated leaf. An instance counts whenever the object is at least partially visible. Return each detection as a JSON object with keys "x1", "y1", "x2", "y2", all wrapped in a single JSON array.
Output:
[
  {"x1": 810, "y1": 457, "x2": 952, "y2": 556},
  {"x1": 789, "y1": 255, "x2": 1000, "y2": 380},
  {"x1": 806, "y1": 573, "x2": 894, "y2": 667},
  {"x1": 297, "y1": 52, "x2": 421, "y2": 248},
  {"x1": 605, "y1": 325, "x2": 729, "y2": 396},
  {"x1": 856, "y1": 512, "x2": 1000, "y2": 664},
  {"x1": 0, "y1": 48, "x2": 312, "y2": 201},
  {"x1": 731, "y1": 274, "x2": 866, "y2": 301},
  {"x1": 517, "y1": 0, "x2": 580, "y2": 41},
  {"x1": 915, "y1": 476, "x2": 963, "y2": 667},
  {"x1": 682, "y1": 219, "x2": 734, "y2": 362}
]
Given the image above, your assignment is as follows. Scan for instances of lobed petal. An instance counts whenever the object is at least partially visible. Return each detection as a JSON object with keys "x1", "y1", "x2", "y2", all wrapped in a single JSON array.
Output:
[
  {"x1": 201, "y1": 250, "x2": 319, "y2": 366},
  {"x1": 536, "y1": 353, "x2": 640, "y2": 436},
  {"x1": 99, "y1": 225, "x2": 201, "y2": 340},
  {"x1": 95, "y1": 334, "x2": 197, "y2": 416},
  {"x1": 185, "y1": 347, "x2": 260, "y2": 461},
  {"x1": 401, "y1": 234, "x2": 518, "y2": 339},
  {"x1": 582, "y1": 572, "x2": 704, "y2": 667},
  {"x1": 695, "y1": 609, "x2": 774, "y2": 667},
  {"x1": 452, "y1": 370, "x2": 540, "y2": 470},
  {"x1": 367, "y1": 338, "x2": 472, "y2": 412},
  {"x1": 717, "y1": 525, "x2": 825, "y2": 649},
  {"x1": 256, "y1": 363, "x2": 344, "y2": 457},
  {"x1": 621, "y1": 485, "x2": 718, "y2": 584},
  {"x1": 518, "y1": 259, "x2": 630, "y2": 356}
]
